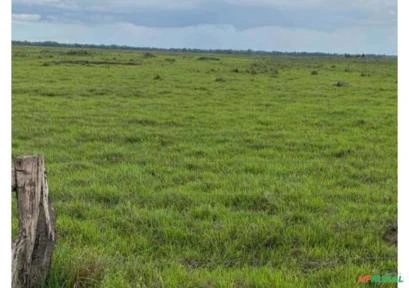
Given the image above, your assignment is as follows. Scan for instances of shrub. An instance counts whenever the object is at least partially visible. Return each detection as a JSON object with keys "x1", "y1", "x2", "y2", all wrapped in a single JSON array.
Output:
[
  {"x1": 66, "y1": 50, "x2": 89, "y2": 55},
  {"x1": 143, "y1": 52, "x2": 155, "y2": 58},
  {"x1": 271, "y1": 69, "x2": 279, "y2": 77},
  {"x1": 153, "y1": 75, "x2": 162, "y2": 80},
  {"x1": 334, "y1": 81, "x2": 347, "y2": 87},
  {"x1": 12, "y1": 52, "x2": 28, "y2": 57},
  {"x1": 311, "y1": 70, "x2": 318, "y2": 75},
  {"x1": 197, "y1": 56, "x2": 220, "y2": 61},
  {"x1": 248, "y1": 61, "x2": 279, "y2": 75}
]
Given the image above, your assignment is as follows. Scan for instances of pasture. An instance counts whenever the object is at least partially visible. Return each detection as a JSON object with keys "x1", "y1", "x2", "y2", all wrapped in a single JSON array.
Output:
[{"x1": 12, "y1": 45, "x2": 397, "y2": 287}]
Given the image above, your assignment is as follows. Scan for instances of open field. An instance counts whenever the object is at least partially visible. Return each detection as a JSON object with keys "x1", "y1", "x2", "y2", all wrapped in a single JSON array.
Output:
[{"x1": 12, "y1": 45, "x2": 397, "y2": 287}]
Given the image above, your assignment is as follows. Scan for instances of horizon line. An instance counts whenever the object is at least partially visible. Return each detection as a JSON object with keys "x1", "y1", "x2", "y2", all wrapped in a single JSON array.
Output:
[{"x1": 12, "y1": 40, "x2": 398, "y2": 58}]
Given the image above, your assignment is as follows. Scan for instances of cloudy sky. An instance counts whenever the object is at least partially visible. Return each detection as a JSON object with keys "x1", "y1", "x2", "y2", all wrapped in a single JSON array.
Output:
[{"x1": 12, "y1": 0, "x2": 397, "y2": 55}]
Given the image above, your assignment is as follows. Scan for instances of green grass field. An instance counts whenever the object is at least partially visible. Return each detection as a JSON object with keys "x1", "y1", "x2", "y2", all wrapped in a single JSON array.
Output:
[{"x1": 12, "y1": 45, "x2": 397, "y2": 287}]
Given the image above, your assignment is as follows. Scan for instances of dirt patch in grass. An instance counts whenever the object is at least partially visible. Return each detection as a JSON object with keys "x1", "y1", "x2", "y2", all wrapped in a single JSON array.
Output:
[
  {"x1": 181, "y1": 258, "x2": 206, "y2": 269},
  {"x1": 301, "y1": 260, "x2": 338, "y2": 273},
  {"x1": 48, "y1": 60, "x2": 142, "y2": 66},
  {"x1": 384, "y1": 224, "x2": 397, "y2": 246}
]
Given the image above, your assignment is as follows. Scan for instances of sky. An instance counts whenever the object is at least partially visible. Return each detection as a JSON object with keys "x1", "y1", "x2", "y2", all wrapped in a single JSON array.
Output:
[{"x1": 12, "y1": 0, "x2": 397, "y2": 55}]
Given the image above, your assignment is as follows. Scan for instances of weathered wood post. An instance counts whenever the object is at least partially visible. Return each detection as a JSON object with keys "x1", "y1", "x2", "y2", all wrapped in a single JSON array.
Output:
[{"x1": 12, "y1": 156, "x2": 56, "y2": 288}]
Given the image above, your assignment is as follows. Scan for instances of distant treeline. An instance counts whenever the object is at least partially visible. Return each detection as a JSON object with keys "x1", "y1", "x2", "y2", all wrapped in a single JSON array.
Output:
[{"x1": 12, "y1": 40, "x2": 396, "y2": 59}]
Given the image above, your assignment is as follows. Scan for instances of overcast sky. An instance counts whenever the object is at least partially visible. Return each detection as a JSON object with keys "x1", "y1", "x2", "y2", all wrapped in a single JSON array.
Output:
[{"x1": 12, "y1": 0, "x2": 397, "y2": 55}]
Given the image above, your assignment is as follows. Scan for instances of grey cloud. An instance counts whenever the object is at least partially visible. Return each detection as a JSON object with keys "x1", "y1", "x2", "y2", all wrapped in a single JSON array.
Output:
[
  {"x1": 12, "y1": 21, "x2": 396, "y2": 55},
  {"x1": 12, "y1": 0, "x2": 205, "y2": 11},
  {"x1": 11, "y1": 0, "x2": 397, "y2": 54},
  {"x1": 12, "y1": 13, "x2": 41, "y2": 22},
  {"x1": 12, "y1": 0, "x2": 389, "y2": 32}
]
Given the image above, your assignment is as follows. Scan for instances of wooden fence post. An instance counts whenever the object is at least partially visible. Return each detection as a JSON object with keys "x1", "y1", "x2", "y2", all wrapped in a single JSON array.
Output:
[{"x1": 12, "y1": 156, "x2": 56, "y2": 288}]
